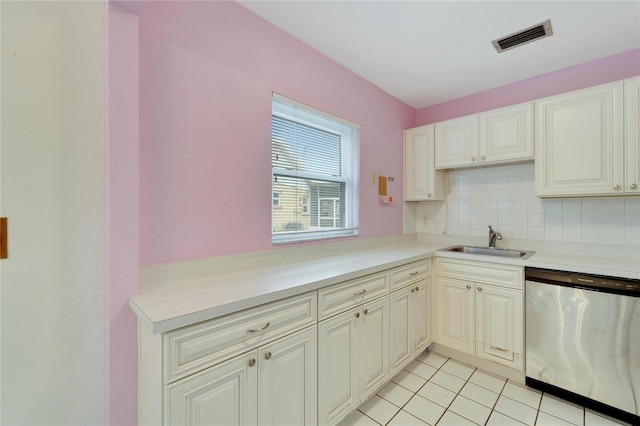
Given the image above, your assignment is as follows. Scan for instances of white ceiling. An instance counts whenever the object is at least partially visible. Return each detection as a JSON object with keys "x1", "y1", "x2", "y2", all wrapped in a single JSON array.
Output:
[{"x1": 238, "y1": 1, "x2": 640, "y2": 109}]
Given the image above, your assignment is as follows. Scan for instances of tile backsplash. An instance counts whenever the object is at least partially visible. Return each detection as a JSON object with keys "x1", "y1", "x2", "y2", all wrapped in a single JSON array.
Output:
[{"x1": 414, "y1": 163, "x2": 640, "y2": 246}]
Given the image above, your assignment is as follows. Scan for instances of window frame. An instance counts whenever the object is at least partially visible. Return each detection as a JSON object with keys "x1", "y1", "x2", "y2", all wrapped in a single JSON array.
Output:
[{"x1": 271, "y1": 94, "x2": 359, "y2": 244}]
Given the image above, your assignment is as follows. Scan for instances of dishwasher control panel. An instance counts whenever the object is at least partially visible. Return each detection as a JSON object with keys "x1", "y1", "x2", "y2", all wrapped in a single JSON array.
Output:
[{"x1": 526, "y1": 267, "x2": 640, "y2": 296}]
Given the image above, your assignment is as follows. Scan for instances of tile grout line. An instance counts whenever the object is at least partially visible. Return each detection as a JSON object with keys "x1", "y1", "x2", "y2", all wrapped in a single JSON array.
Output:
[{"x1": 358, "y1": 350, "x2": 629, "y2": 426}]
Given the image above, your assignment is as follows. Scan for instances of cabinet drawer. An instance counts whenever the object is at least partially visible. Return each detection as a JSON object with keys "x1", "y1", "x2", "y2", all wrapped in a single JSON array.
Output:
[
  {"x1": 390, "y1": 259, "x2": 431, "y2": 290},
  {"x1": 435, "y1": 258, "x2": 523, "y2": 289},
  {"x1": 164, "y1": 292, "x2": 317, "y2": 384},
  {"x1": 318, "y1": 272, "x2": 389, "y2": 321}
]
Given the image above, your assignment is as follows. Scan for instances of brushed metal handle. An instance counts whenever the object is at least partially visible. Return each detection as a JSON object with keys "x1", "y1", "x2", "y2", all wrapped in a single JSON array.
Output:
[
  {"x1": 363, "y1": 309, "x2": 368, "y2": 315},
  {"x1": 631, "y1": 183, "x2": 638, "y2": 189},
  {"x1": 355, "y1": 312, "x2": 360, "y2": 318},
  {"x1": 410, "y1": 272, "x2": 419, "y2": 276},
  {"x1": 248, "y1": 358, "x2": 256, "y2": 367},
  {"x1": 480, "y1": 155, "x2": 486, "y2": 161},
  {"x1": 490, "y1": 346, "x2": 508, "y2": 352},
  {"x1": 246, "y1": 322, "x2": 270, "y2": 333},
  {"x1": 477, "y1": 287, "x2": 483, "y2": 292},
  {"x1": 471, "y1": 156, "x2": 477, "y2": 162},
  {"x1": 466, "y1": 284, "x2": 471, "y2": 290},
  {"x1": 614, "y1": 184, "x2": 621, "y2": 190},
  {"x1": 264, "y1": 352, "x2": 272, "y2": 360},
  {"x1": 354, "y1": 289, "x2": 367, "y2": 296}
]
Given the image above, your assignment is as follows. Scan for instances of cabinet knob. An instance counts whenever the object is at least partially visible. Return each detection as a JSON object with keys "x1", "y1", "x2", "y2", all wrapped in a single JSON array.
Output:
[
  {"x1": 264, "y1": 352, "x2": 272, "y2": 360},
  {"x1": 248, "y1": 358, "x2": 256, "y2": 367},
  {"x1": 631, "y1": 183, "x2": 638, "y2": 189},
  {"x1": 477, "y1": 287, "x2": 483, "y2": 292},
  {"x1": 466, "y1": 284, "x2": 471, "y2": 290},
  {"x1": 411, "y1": 289, "x2": 415, "y2": 293},
  {"x1": 613, "y1": 185, "x2": 621, "y2": 190},
  {"x1": 415, "y1": 286, "x2": 420, "y2": 292},
  {"x1": 427, "y1": 193, "x2": 433, "y2": 198},
  {"x1": 471, "y1": 156, "x2": 477, "y2": 162},
  {"x1": 480, "y1": 155, "x2": 486, "y2": 161},
  {"x1": 355, "y1": 312, "x2": 360, "y2": 318},
  {"x1": 363, "y1": 309, "x2": 368, "y2": 315}
]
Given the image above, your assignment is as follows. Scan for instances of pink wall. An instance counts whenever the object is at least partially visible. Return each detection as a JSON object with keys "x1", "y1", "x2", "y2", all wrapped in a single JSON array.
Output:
[
  {"x1": 416, "y1": 48, "x2": 640, "y2": 125},
  {"x1": 138, "y1": 1, "x2": 415, "y2": 265},
  {"x1": 106, "y1": 4, "x2": 139, "y2": 425}
]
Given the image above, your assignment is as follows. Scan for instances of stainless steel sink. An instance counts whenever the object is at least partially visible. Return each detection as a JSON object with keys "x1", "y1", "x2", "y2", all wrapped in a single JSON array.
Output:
[{"x1": 441, "y1": 245, "x2": 535, "y2": 259}]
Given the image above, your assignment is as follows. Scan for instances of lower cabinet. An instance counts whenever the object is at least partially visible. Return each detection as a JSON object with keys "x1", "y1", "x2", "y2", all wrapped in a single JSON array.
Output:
[
  {"x1": 318, "y1": 296, "x2": 389, "y2": 426},
  {"x1": 166, "y1": 326, "x2": 317, "y2": 426},
  {"x1": 389, "y1": 278, "x2": 432, "y2": 375},
  {"x1": 475, "y1": 284, "x2": 521, "y2": 367},
  {"x1": 434, "y1": 258, "x2": 524, "y2": 371}
]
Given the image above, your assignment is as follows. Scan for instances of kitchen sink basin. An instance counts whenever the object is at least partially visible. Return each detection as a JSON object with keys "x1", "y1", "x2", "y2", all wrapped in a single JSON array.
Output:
[{"x1": 442, "y1": 245, "x2": 535, "y2": 259}]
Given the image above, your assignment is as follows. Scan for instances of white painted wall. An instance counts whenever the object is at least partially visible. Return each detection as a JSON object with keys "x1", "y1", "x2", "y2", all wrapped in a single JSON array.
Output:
[{"x1": 1, "y1": 2, "x2": 105, "y2": 424}]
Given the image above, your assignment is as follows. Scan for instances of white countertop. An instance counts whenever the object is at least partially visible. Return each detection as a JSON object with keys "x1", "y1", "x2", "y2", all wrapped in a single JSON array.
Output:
[{"x1": 130, "y1": 235, "x2": 640, "y2": 334}]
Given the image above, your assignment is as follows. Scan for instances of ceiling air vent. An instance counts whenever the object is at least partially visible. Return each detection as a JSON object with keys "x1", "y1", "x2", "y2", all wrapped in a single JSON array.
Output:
[{"x1": 492, "y1": 19, "x2": 553, "y2": 53}]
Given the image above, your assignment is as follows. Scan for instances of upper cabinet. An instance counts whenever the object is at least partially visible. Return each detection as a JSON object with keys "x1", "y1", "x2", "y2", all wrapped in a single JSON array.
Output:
[
  {"x1": 404, "y1": 124, "x2": 446, "y2": 201},
  {"x1": 434, "y1": 103, "x2": 533, "y2": 169},
  {"x1": 625, "y1": 76, "x2": 640, "y2": 193},
  {"x1": 434, "y1": 114, "x2": 479, "y2": 168},
  {"x1": 478, "y1": 102, "x2": 534, "y2": 165},
  {"x1": 535, "y1": 81, "x2": 625, "y2": 197}
]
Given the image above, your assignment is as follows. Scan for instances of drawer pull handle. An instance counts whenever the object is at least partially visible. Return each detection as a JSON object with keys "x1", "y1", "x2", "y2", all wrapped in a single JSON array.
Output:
[
  {"x1": 477, "y1": 287, "x2": 483, "y2": 292},
  {"x1": 363, "y1": 309, "x2": 368, "y2": 315},
  {"x1": 466, "y1": 284, "x2": 472, "y2": 290},
  {"x1": 410, "y1": 272, "x2": 419, "y2": 276},
  {"x1": 248, "y1": 358, "x2": 256, "y2": 367},
  {"x1": 415, "y1": 286, "x2": 419, "y2": 292},
  {"x1": 246, "y1": 322, "x2": 270, "y2": 333},
  {"x1": 353, "y1": 289, "x2": 367, "y2": 296},
  {"x1": 264, "y1": 352, "x2": 272, "y2": 360},
  {"x1": 490, "y1": 345, "x2": 508, "y2": 352},
  {"x1": 355, "y1": 312, "x2": 360, "y2": 318},
  {"x1": 411, "y1": 289, "x2": 415, "y2": 293}
]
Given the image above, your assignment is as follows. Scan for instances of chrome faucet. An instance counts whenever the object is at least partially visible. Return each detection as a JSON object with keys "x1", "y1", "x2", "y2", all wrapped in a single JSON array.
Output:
[{"x1": 488, "y1": 225, "x2": 502, "y2": 248}]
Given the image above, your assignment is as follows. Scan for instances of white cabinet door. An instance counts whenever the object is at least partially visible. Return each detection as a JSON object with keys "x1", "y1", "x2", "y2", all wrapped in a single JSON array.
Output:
[
  {"x1": 389, "y1": 286, "x2": 413, "y2": 375},
  {"x1": 414, "y1": 279, "x2": 432, "y2": 353},
  {"x1": 435, "y1": 114, "x2": 479, "y2": 169},
  {"x1": 166, "y1": 351, "x2": 258, "y2": 426},
  {"x1": 475, "y1": 285, "x2": 523, "y2": 370},
  {"x1": 435, "y1": 277, "x2": 474, "y2": 354},
  {"x1": 625, "y1": 76, "x2": 640, "y2": 193},
  {"x1": 258, "y1": 327, "x2": 317, "y2": 426},
  {"x1": 318, "y1": 310, "x2": 358, "y2": 426},
  {"x1": 536, "y1": 81, "x2": 624, "y2": 196},
  {"x1": 404, "y1": 125, "x2": 445, "y2": 200},
  {"x1": 359, "y1": 297, "x2": 389, "y2": 400},
  {"x1": 479, "y1": 102, "x2": 533, "y2": 165}
]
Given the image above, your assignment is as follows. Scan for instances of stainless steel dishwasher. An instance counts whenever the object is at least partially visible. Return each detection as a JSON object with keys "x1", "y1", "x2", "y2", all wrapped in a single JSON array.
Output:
[{"x1": 525, "y1": 267, "x2": 640, "y2": 424}]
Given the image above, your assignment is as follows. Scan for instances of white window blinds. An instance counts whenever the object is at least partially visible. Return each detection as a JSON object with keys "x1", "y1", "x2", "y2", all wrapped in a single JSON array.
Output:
[{"x1": 271, "y1": 94, "x2": 359, "y2": 243}]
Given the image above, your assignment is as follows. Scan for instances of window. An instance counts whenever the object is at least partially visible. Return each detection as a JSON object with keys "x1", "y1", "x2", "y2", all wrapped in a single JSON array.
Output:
[{"x1": 271, "y1": 94, "x2": 359, "y2": 243}]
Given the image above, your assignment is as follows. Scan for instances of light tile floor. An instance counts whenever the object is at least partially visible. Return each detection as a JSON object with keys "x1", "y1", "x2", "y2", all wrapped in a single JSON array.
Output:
[{"x1": 339, "y1": 351, "x2": 631, "y2": 426}]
